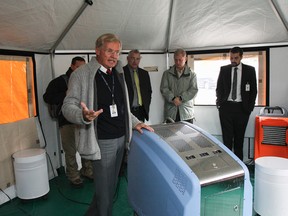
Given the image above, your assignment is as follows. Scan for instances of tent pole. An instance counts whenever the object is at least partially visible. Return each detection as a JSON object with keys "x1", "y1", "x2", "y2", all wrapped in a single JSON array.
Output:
[
  {"x1": 165, "y1": 0, "x2": 175, "y2": 70},
  {"x1": 49, "y1": 0, "x2": 93, "y2": 53},
  {"x1": 166, "y1": 0, "x2": 175, "y2": 54},
  {"x1": 270, "y1": 0, "x2": 288, "y2": 33}
]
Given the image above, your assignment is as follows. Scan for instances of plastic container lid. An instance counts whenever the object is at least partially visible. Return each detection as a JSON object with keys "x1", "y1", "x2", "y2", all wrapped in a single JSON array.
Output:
[
  {"x1": 13, "y1": 148, "x2": 46, "y2": 163},
  {"x1": 255, "y1": 156, "x2": 288, "y2": 176}
]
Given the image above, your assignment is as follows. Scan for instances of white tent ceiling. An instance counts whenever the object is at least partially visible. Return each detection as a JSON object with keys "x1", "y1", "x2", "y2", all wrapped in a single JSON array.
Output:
[{"x1": 0, "y1": 0, "x2": 287, "y2": 53}]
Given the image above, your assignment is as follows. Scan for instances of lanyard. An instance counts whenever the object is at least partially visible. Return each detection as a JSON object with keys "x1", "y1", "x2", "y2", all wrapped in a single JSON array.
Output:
[{"x1": 99, "y1": 71, "x2": 115, "y2": 104}]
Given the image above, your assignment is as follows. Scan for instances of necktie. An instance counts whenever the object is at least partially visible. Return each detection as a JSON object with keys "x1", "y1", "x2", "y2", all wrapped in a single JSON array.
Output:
[
  {"x1": 107, "y1": 69, "x2": 112, "y2": 75},
  {"x1": 134, "y1": 70, "x2": 142, "y2": 106},
  {"x1": 232, "y1": 67, "x2": 237, "y2": 100}
]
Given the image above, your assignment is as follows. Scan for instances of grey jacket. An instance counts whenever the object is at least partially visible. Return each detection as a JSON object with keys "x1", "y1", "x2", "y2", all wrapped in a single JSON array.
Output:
[
  {"x1": 160, "y1": 65, "x2": 198, "y2": 121},
  {"x1": 62, "y1": 57, "x2": 140, "y2": 160}
]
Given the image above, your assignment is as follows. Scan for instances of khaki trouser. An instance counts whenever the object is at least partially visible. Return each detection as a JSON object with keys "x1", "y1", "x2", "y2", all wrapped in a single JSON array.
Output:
[{"x1": 60, "y1": 124, "x2": 93, "y2": 181}]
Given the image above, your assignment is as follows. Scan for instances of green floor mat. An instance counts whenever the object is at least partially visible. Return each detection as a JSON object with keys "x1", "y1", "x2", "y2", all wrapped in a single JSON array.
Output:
[
  {"x1": 0, "y1": 165, "x2": 257, "y2": 216},
  {"x1": 0, "y1": 173, "x2": 133, "y2": 216}
]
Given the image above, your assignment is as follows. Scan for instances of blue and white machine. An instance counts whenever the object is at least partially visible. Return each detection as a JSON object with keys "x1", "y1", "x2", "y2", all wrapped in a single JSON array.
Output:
[{"x1": 128, "y1": 122, "x2": 252, "y2": 216}]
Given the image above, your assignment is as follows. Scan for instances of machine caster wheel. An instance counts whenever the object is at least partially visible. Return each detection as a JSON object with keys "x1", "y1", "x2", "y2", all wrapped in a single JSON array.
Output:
[{"x1": 20, "y1": 199, "x2": 29, "y2": 204}]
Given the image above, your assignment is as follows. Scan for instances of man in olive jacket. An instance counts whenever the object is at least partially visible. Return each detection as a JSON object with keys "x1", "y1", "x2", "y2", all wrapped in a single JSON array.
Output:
[{"x1": 160, "y1": 49, "x2": 198, "y2": 123}]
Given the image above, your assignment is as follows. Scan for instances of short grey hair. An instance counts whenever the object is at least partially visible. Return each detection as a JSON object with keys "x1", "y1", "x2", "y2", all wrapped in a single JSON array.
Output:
[
  {"x1": 95, "y1": 33, "x2": 122, "y2": 49},
  {"x1": 174, "y1": 49, "x2": 187, "y2": 57}
]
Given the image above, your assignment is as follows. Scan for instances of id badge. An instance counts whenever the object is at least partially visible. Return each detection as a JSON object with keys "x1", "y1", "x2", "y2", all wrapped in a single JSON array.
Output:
[
  {"x1": 245, "y1": 83, "x2": 250, "y2": 91},
  {"x1": 110, "y1": 104, "x2": 118, "y2": 117}
]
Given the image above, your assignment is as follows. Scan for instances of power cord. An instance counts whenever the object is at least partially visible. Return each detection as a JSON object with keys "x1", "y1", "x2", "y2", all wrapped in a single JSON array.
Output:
[
  {"x1": 36, "y1": 116, "x2": 47, "y2": 149},
  {"x1": 45, "y1": 150, "x2": 90, "y2": 206},
  {"x1": 0, "y1": 188, "x2": 12, "y2": 203},
  {"x1": 0, "y1": 188, "x2": 32, "y2": 216},
  {"x1": 245, "y1": 159, "x2": 255, "y2": 166}
]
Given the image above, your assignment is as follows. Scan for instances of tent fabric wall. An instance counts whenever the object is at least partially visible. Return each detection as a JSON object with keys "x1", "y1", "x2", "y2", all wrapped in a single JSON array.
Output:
[
  {"x1": 35, "y1": 54, "x2": 62, "y2": 177},
  {"x1": 170, "y1": 0, "x2": 288, "y2": 49},
  {"x1": 0, "y1": 118, "x2": 40, "y2": 190},
  {"x1": 1, "y1": 0, "x2": 288, "y2": 206},
  {"x1": 269, "y1": 46, "x2": 288, "y2": 108},
  {"x1": 0, "y1": 0, "x2": 288, "y2": 53}
]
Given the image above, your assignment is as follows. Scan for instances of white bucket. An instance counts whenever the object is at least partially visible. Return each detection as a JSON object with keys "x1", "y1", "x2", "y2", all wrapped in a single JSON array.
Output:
[
  {"x1": 13, "y1": 148, "x2": 50, "y2": 199},
  {"x1": 254, "y1": 156, "x2": 288, "y2": 216}
]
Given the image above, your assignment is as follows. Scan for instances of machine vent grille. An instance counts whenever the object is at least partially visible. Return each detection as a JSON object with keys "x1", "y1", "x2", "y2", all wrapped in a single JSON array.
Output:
[
  {"x1": 169, "y1": 139, "x2": 194, "y2": 152},
  {"x1": 262, "y1": 126, "x2": 287, "y2": 146},
  {"x1": 178, "y1": 125, "x2": 197, "y2": 134},
  {"x1": 172, "y1": 168, "x2": 187, "y2": 195},
  {"x1": 156, "y1": 128, "x2": 176, "y2": 138},
  {"x1": 191, "y1": 135, "x2": 214, "y2": 148}
]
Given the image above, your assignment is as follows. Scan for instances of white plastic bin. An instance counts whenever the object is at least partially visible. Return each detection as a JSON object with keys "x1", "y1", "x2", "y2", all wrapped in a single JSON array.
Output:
[
  {"x1": 13, "y1": 148, "x2": 49, "y2": 199},
  {"x1": 254, "y1": 156, "x2": 288, "y2": 216}
]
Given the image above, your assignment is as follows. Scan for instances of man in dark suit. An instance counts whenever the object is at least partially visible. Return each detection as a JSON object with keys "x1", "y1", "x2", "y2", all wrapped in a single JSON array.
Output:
[
  {"x1": 123, "y1": 49, "x2": 152, "y2": 122},
  {"x1": 216, "y1": 47, "x2": 257, "y2": 160}
]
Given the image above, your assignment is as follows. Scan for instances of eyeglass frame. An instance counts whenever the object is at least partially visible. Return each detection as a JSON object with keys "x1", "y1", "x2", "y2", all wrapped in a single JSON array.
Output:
[{"x1": 104, "y1": 48, "x2": 121, "y2": 56}]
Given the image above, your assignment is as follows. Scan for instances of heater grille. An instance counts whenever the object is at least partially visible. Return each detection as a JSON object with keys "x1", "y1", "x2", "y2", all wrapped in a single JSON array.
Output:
[{"x1": 262, "y1": 126, "x2": 287, "y2": 146}]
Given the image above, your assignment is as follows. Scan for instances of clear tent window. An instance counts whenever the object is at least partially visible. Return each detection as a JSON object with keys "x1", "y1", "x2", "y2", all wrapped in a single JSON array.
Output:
[{"x1": 187, "y1": 50, "x2": 267, "y2": 106}]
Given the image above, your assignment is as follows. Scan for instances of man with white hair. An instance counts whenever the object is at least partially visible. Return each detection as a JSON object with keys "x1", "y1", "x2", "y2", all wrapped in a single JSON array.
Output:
[{"x1": 62, "y1": 33, "x2": 154, "y2": 216}]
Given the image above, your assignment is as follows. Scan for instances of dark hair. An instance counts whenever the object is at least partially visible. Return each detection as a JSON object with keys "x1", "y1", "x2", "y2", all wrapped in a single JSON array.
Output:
[
  {"x1": 230, "y1": 47, "x2": 243, "y2": 57},
  {"x1": 128, "y1": 49, "x2": 141, "y2": 57},
  {"x1": 71, "y1": 56, "x2": 85, "y2": 65}
]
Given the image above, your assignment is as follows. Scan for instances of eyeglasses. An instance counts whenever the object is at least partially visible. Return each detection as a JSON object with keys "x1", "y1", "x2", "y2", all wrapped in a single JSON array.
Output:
[{"x1": 104, "y1": 48, "x2": 121, "y2": 56}]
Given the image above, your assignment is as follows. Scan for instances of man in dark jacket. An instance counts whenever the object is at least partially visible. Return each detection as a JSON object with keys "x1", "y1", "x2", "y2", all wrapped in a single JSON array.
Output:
[
  {"x1": 43, "y1": 56, "x2": 93, "y2": 187},
  {"x1": 123, "y1": 50, "x2": 152, "y2": 122},
  {"x1": 216, "y1": 47, "x2": 257, "y2": 160}
]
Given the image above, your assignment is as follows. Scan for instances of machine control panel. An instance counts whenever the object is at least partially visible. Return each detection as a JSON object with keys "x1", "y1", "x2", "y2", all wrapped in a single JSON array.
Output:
[{"x1": 152, "y1": 122, "x2": 244, "y2": 186}]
